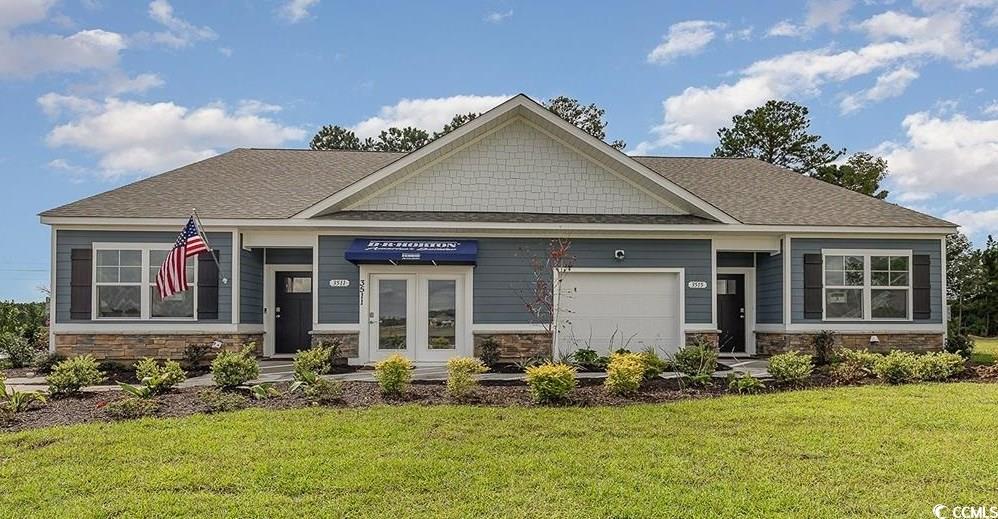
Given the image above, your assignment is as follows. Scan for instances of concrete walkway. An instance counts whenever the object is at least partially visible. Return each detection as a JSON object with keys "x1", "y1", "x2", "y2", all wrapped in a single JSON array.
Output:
[{"x1": 7, "y1": 357, "x2": 770, "y2": 393}]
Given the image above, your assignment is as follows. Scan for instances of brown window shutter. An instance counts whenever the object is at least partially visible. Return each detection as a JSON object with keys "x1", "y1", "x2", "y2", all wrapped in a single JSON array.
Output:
[
  {"x1": 913, "y1": 254, "x2": 931, "y2": 320},
  {"x1": 198, "y1": 251, "x2": 220, "y2": 320},
  {"x1": 70, "y1": 249, "x2": 92, "y2": 320},
  {"x1": 803, "y1": 254, "x2": 823, "y2": 319}
]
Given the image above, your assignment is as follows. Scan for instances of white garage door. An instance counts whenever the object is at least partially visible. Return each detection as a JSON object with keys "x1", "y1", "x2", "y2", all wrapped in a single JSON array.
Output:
[{"x1": 555, "y1": 270, "x2": 683, "y2": 356}]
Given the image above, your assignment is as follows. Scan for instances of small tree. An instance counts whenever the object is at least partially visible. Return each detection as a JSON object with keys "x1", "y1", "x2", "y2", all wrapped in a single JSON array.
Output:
[{"x1": 518, "y1": 239, "x2": 576, "y2": 338}]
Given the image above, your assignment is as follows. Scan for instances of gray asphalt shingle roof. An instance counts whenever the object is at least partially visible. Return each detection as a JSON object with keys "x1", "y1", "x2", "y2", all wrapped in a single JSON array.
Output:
[{"x1": 42, "y1": 148, "x2": 954, "y2": 228}]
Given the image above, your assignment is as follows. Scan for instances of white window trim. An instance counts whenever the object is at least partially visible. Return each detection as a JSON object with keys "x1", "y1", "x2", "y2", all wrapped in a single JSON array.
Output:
[
  {"x1": 92, "y1": 242, "x2": 198, "y2": 321},
  {"x1": 821, "y1": 249, "x2": 912, "y2": 322}
]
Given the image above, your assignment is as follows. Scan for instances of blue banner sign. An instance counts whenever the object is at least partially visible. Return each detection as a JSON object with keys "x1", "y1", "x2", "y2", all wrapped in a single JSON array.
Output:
[{"x1": 344, "y1": 239, "x2": 479, "y2": 264}]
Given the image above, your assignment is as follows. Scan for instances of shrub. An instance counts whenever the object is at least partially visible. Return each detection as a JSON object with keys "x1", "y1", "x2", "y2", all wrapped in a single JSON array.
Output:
[
  {"x1": 374, "y1": 354, "x2": 413, "y2": 397},
  {"x1": 524, "y1": 362, "x2": 577, "y2": 403},
  {"x1": 873, "y1": 350, "x2": 919, "y2": 384},
  {"x1": 571, "y1": 348, "x2": 601, "y2": 370},
  {"x1": 835, "y1": 348, "x2": 881, "y2": 372},
  {"x1": 915, "y1": 352, "x2": 966, "y2": 381},
  {"x1": 32, "y1": 352, "x2": 64, "y2": 374},
  {"x1": 812, "y1": 330, "x2": 835, "y2": 366},
  {"x1": 105, "y1": 397, "x2": 159, "y2": 420},
  {"x1": 249, "y1": 383, "x2": 281, "y2": 400},
  {"x1": 294, "y1": 342, "x2": 337, "y2": 378},
  {"x1": 637, "y1": 348, "x2": 670, "y2": 380},
  {"x1": 117, "y1": 382, "x2": 154, "y2": 399},
  {"x1": 446, "y1": 357, "x2": 488, "y2": 400},
  {"x1": 768, "y1": 351, "x2": 814, "y2": 386},
  {"x1": 182, "y1": 343, "x2": 213, "y2": 368},
  {"x1": 47, "y1": 355, "x2": 104, "y2": 396},
  {"x1": 0, "y1": 332, "x2": 37, "y2": 369},
  {"x1": 944, "y1": 334, "x2": 975, "y2": 360},
  {"x1": 727, "y1": 372, "x2": 766, "y2": 394},
  {"x1": 210, "y1": 346, "x2": 259, "y2": 388},
  {"x1": 134, "y1": 358, "x2": 186, "y2": 395},
  {"x1": 289, "y1": 371, "x2": 343, "y2": 404},
  {"x1": 3, "y1": 389, "x2": 47, "y2": 412},
  {"x1": 673, "y1": 339, "x2": 718, "y2": 382},
  {"x1": 830, "y1": 361, "x2": 868, "y2": 385},
  {"x1": 199, "y1": 389, "x2": 248, "y2": 413},
  {"x1": 478, "y1": 337, "x2": 500, "y2": 368},
  {"x1": 604, "y1": 352, "x2": 645, "y2": 395}
]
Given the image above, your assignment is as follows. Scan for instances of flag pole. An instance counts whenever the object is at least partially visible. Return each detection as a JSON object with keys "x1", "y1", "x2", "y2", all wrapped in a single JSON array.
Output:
[{"x1": 191, "y1": 207, "x2": 228, "y2": 285}]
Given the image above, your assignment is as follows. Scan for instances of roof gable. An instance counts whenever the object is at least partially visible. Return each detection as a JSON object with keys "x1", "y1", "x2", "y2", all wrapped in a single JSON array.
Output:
[
  {"x1": 296, "y1": 94, "x2": 737, "y2": 223},
  {"x1": 347, "y1": 117, "x2": 684, "y2": 216}
]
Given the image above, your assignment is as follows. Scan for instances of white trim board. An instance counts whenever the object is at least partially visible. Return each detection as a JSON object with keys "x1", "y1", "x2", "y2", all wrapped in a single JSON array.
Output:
[
  {"x1": 52, "y1": 323, "x2": 264, "y2": 334},
  {"x1": 40, "y1": 216, "x2": 956, "y2": 236},
  {"x1": 754, "y1": 323, "x2": 945, "y2": 333}
]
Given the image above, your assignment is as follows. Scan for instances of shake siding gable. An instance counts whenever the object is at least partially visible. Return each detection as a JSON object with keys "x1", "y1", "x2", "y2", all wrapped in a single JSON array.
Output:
[{"x1": 350, "y1": 120, "x2": 683, "y2": 216}]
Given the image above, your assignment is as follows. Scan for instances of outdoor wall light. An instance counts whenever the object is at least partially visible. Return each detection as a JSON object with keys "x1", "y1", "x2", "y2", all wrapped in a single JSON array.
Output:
[
  {"x1": 614, "y1": 249, "x2": 626, "y2": 261},
  {"x1": 869, "y1": 335, "x2": 880, "y2": 345}
]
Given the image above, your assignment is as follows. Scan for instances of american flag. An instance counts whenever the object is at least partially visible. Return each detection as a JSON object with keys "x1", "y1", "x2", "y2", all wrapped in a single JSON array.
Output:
[{"x1": 155, "y1": 217, "x2": 209, "y2": 299}]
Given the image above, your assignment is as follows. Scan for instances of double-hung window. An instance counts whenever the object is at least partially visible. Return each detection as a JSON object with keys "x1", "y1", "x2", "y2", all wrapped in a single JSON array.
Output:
[
  {"x1": 93, "y1": 245, "x2": 197, "y2": 320},
  {"x1": 822, "y1": 250, "x2": 911, "y2": 321}
]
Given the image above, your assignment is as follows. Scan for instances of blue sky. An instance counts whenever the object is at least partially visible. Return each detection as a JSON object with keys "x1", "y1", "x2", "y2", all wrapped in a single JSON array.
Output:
[{"x1": 3, "y1": 0, "x2": 998, "y2": 301}]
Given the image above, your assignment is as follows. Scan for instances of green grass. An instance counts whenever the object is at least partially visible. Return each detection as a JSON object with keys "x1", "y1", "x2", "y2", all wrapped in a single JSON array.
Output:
[
  {"x1": 972, "y1": 336, "x2": 998, "y2": 365},
  {"x1": 3, "y1": 384, "x2": 998, "y2": 518}
]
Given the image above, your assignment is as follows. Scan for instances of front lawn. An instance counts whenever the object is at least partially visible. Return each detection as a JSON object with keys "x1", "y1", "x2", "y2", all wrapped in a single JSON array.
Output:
[
  {"x1": 2, "y1": 383, "x2": 997, "y2": 518},
  {"x1": 972, "y1": 336, "x2": 998, "y2": 365}
]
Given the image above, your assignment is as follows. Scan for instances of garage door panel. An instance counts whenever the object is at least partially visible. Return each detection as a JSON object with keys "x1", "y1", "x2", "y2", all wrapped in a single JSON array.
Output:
[{"x1": 556, "y1": 271, "x2": 683, "y2": 356}]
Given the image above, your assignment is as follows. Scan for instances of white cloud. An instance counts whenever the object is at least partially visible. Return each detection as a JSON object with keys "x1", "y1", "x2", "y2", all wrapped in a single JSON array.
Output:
[
  {"x1": 840, "y1": 66, "x2": 919, "y2": 113},
  {"x1": 140, "y1": 0, "x2": 216, "y2": 48},
  {"x1": 351, "y1": 95, "x2": 509, "y2": 139},
  {"x1": 878, "y1": 112, "x2": 998, "y2": 198},
  {"x1": 279, "y1": 0, "x2": 320, "y2": 23},
  {"x1": 767, "y1": 20, "x2": 804, "y2": 37},
  {"x1": 218, "y1": 46, "x2": 232, "y2": 57},
  {"x1": 725, "y1": 27, "x2": 753, "y2": 41},
  {"x1": 806, "y1": 0, "x2": 854, "y2": 30},
  {"x1": 236, "y1": 99, "x2": 282, "y2": 116},
  {"x1": 638, "y1": 5, "x2": 991, "y2": 150},
  {"x1": 43, "y1": 97, "x2": 306, "y2": 178},
  {"x1": 766, "y1": 0, "x2": 853, "y2": 38},
  {"x1": 37, "y1": 92, "x2": 100, "y2": 116},
  {"x1": 895, "y1": 191, "x2": 936, "y2": 202},
  {"x1": 0, "y1": 29, "x2": 126, "y2": 79},
  {"x1": 647, "y1": 20, "x2": 724, "y2": 64},
  {"x1": 943, "y1": 208, "x2": 998, "y2": 237},
  {"x1": 984, "y1": 100, "x2": 998, "y2": 114},
  {"x1": 0, "y1": 0, "x2": 54, "y2": 30},
  {"x1": 483, "y1": 10, "x2": 513, "y2": 23}
]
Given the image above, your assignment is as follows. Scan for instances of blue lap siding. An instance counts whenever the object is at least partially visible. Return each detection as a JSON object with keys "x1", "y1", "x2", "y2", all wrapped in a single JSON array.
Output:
[
  {"x1": 54, "y1": 230, "x2": 233, "y2": 323},
  {"x1": 790, "y1": 238, "x2": 943, "y2": 324},
  {"x1": 316, "y1": 237, "x2": 713, "y2": 325}
]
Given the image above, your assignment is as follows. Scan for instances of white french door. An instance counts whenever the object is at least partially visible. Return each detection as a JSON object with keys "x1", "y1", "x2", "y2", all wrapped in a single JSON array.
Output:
[
  {"x1": 365, "y1": 266, "x2": 471, "y2": 364},
  {"x1": 369, "y1": 274, "x2": 416, "y2": 362}
]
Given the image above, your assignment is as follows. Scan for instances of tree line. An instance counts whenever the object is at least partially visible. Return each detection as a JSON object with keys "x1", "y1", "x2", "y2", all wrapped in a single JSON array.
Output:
[{"x1": 947, "y1": 233, "x2": 998, "y2": 337}]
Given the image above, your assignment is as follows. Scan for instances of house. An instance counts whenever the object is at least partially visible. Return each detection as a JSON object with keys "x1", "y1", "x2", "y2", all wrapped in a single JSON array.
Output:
[{"x1": 40, "y1": 95, "x2": 955, "y2": 364}]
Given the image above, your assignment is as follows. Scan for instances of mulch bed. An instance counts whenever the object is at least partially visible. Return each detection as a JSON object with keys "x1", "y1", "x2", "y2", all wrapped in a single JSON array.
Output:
[{"x1": 3, "y1": 367, "x2": 997, "y2": 433}]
